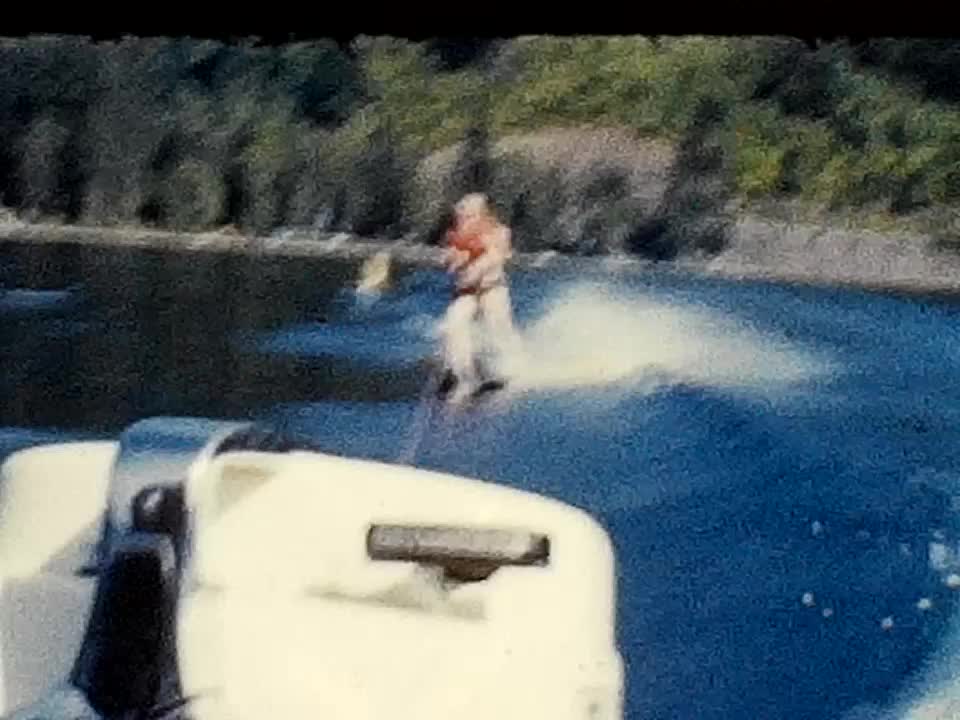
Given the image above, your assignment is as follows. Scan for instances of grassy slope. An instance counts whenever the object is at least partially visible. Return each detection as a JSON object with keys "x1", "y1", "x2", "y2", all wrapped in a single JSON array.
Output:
[{"x1": 370, "y1": 36, "x2": 960, "y2": 242}]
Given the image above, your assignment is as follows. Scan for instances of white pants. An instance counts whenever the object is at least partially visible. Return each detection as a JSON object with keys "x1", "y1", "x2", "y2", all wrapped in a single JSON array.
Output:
[{"x1": 441, "y1": 284, "x2": 520, "y2": 391}]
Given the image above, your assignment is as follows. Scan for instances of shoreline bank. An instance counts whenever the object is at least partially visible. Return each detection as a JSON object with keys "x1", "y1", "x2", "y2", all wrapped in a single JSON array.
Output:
[
  {"x1": 699, "y1": 215, "x2": 960, "y2": 301},
  {"x1": 2, "y1": 218, "x2": 959, "y2": 302}
]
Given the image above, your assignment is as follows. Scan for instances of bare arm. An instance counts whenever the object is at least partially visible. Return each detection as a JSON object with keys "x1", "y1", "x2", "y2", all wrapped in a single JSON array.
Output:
[
  {"x1": 443, "y1": 246, "x2": 469, "y2": 272},
  {"x1": 441, "y1": 228, "x2": 470, "y2": 272}
]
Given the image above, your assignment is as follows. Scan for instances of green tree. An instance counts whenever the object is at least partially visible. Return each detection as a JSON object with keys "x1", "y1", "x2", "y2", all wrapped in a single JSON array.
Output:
[
  {"x1": 348, "y1": 117, "x2": 410, "y2": 237},
  {"x1": 275, "y1": 41, "x2": 365, "y2": 126},
  {"x1": 283, "y1": 128, "x2": 338, "y2": 228},
  {"x1": 452, "y1": 118, "x2": 493, "y2": 198},
  {"x1": 81, "y1": 39, "x2": 167, "y2": 225},
  {"x1": 162, "y1": 159, "x2": 227, "y2": 231},
  {"x1": 16, "y1": 113, "x2": 71, "y2": 219},
  {"x1": 629, "y1": 96, "x2": 734, "y2": 259}
]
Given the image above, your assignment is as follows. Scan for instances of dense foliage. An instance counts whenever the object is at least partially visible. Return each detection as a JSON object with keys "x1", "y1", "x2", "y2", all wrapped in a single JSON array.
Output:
[{"x1": 2, "y1": 35, "x2": 960, "y2": 255}]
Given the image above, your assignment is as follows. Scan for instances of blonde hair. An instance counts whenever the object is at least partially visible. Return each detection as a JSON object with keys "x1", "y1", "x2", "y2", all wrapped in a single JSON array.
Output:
[{"x1": 454, "y1": 192, "x2": 493, "y2": 220}]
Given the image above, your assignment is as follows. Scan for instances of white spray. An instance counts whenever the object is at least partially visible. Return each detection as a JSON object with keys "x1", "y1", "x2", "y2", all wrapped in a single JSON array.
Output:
[{"x1": 484, "y1": 281, "x2": 835, "y2": 396}]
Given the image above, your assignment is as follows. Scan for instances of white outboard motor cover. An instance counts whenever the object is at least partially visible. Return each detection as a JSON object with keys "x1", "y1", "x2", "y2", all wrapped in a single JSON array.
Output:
[
  {"x1": 0, "y1": 442, "x2": 116, "y2": 716},
  {"x1": 0, "y1": 417, "x2": 251, "y2": 716},
  {"x1": 179, "y1": 449, "x2": 624, "y2": 720},
  {"x1": 92, "y1": 417, "x2": 254, "y2": 569}
]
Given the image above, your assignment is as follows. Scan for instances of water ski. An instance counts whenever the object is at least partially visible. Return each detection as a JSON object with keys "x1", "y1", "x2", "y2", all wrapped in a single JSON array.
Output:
[{"x1": 435, "y1": 365, "x2": 508, "y2": 405}]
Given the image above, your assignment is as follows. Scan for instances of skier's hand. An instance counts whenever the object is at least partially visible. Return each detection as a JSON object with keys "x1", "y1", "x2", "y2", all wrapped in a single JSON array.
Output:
[{"x1": 444, "y1": 247, "x2": 469, "y2": 272}]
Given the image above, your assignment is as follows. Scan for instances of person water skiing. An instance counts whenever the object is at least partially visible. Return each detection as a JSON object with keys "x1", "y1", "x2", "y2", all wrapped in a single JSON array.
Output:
[{"x1": 438, "y1": 192, "x2": 522, "y2": 404}]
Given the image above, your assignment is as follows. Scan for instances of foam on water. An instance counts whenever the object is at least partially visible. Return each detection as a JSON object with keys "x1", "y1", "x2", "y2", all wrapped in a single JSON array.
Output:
[
  {"x1": 493, "y1": 281, "x2": 836, "y2": 396},
  {"x1": 0, "y1": 287, "x2": 75, "y2": 314},
  {"x1": 839, "y1": 470, "x2": 960, "y2": 720}
]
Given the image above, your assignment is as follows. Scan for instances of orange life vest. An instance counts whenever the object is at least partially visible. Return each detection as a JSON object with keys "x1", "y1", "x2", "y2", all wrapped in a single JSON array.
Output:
[
  {"x1": 447, "y1": 214, "x2": 498, "y2": 261},
  {"x1": 446, "y1": 228, "x2": 486, "y2": 260}
]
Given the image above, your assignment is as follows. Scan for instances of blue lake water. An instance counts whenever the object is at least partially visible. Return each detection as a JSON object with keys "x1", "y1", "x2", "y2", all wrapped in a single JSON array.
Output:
[{"x1": 3, "y1": 251, "x2": 960, "y2": 720}]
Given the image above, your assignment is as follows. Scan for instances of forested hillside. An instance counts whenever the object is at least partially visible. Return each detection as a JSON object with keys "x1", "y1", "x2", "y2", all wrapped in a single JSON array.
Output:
[{"x1": 3, "y1": 35, "x2": 960, "y2": 258}]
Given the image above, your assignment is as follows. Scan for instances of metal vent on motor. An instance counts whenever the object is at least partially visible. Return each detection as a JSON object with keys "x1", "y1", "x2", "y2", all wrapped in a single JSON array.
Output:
[{"x1": 367, "y1": 524, "x2": 550, "y2": 583}]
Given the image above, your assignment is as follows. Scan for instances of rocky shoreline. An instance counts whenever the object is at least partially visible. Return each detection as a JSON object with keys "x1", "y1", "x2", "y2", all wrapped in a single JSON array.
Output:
[{"x1": 699, "y1": 215, "x2": 960, "y2": 299}]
